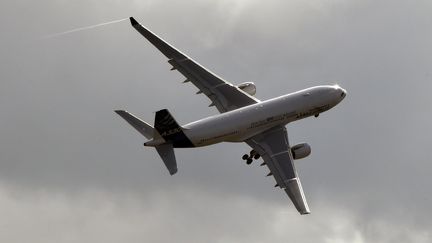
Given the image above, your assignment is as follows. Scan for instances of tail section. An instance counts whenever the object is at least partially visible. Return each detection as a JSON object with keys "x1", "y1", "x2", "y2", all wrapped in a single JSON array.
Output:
[
  {"x1": 154, "y1": 109, "x2": 194, "y2": 148},
  {"x1": 115, "y1": 109, "x2": 194, "y2": 175},
  {"x1": 155, "y1": 143, "x2": 177, "y2": 175},
  {"x1": 115, "y1": 110, "x2": 154, "y2": 139}
]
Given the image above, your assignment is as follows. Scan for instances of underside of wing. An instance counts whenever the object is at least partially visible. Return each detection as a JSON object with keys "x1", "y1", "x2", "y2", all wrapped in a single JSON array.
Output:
[
  {"x1": 246, "y1": 126, "x2": 310, "y2": 215},
  {"x1": 130, "y1": 17, "x2": 259, "y2": 113}
]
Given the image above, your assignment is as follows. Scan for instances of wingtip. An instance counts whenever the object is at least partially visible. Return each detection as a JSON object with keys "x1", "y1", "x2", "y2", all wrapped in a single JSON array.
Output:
[
  {"x1": 169, "y1": 168, "x2": 178, "y2": 176},
  {"x1": 114, "y1": 110, "x2": 126, "y2": 115},
  {"x1": 130, "y1": 17, "x2": 139, "y2": 26}
]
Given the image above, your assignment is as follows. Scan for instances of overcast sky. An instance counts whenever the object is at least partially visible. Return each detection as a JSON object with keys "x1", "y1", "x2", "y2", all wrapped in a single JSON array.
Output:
[{"x1": 0, "y1": 0, "x2": 431, "y2": 242}]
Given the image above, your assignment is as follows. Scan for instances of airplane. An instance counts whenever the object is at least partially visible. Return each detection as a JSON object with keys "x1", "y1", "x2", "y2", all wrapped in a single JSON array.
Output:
[{"x1": 115, "y1": 17, "x2": 347, "y2": 215}]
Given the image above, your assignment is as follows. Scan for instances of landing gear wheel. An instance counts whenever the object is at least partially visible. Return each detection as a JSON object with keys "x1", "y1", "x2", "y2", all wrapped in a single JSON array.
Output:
[
  {"x1": 242, "y1": 154, "x2": 249, "y2": 160},
  {"x1": 254, "y1": 154, "x2": 261, "y2": 160},
  {"x1": 246, "y1": 158, "x2": 253, "y2": 165},
  {"x1": 314, "y1": 113, "x2": 319, "y2": 118}
]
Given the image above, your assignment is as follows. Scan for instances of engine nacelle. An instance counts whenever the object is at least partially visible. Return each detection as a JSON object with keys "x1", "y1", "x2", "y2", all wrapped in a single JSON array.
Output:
[
  {"x1": 237, "y1": 82, "x2": 256, "y2": 96},
  {"x1": 291, "y1": 143, "x2": 311, "y2": 160}
]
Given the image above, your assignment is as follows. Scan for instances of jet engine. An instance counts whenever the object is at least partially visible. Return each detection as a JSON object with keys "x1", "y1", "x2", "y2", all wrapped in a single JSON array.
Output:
[
  {"x1": 291, "y1": 143, "x2": 311, "y2": 160},
  {"x1": 237, "y1": 82, "x2": 256, "y2": 96}
]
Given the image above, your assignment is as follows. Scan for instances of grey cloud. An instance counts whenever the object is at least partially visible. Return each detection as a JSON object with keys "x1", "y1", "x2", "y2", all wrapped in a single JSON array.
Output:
[
  {"x1": 1, "y1": 0, "x2": 431, "y2": 242},
  {"x1": 0, "y1": 183, "x2": 430, "y2": 243}
]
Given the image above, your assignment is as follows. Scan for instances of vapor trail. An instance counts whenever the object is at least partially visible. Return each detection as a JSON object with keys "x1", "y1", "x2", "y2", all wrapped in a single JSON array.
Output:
[{"x1": 41, "y1": 18, "x2": 128, "y2": 39}]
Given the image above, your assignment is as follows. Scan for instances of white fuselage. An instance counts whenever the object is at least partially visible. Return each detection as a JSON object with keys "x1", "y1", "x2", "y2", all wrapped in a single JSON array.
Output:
[{"x1": 182, "y1": 85, "x2": 346, "y2": 147}]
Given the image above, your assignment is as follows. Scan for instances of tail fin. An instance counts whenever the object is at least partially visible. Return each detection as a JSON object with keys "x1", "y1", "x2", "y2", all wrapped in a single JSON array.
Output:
[
  {"x1": 115, "y1": 109, "x2": 193, "y2": 175},
  {"x1": 154, "y1": 109, "x2": 194, "y2": 148},
  {"x1": 115, "y1": 109, "x2": 176, "y2": 175}
]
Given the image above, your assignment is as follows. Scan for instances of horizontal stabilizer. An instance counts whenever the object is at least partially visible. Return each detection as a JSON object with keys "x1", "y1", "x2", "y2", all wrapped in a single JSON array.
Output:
[
  {"x1": 115, "y1": 110, "x2": 154, "y2": 139},
  {"x1": 155, "y1": 143, "x2": 178, "y2": 175}
]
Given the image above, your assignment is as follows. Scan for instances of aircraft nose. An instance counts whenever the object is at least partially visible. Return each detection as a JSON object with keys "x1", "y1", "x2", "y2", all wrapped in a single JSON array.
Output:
[{"x1": 340, "y1": 88, "x2": 347, "y2": 99}]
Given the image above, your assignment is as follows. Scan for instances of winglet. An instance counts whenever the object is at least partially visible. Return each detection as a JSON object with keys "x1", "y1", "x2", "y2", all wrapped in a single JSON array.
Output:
[
  {"x1": 284, "y1": 178, "x2": 311, "y2": 215},
  {"x1": 128, "y1": 16, "x2": 187, "y2": 60},
  {"x1": 130, "y1": 17, "x2": 138, "y2": 26}
]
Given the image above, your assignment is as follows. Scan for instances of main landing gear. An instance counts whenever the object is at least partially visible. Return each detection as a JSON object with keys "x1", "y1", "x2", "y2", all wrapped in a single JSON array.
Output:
[
  {"x1": 242, "y1": 149, "x2": 273, "y2": 186},
  {"x1": 242, "y1": 150, "x2": 261, "y2": 164}
]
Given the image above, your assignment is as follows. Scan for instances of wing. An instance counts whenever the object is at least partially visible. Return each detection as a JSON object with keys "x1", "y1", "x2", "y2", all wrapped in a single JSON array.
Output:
[
  {"x1": 130, "y1": 17, "x2": 260, "y2": 113},
  {"x1": 246, "y1": 126, "x2": 310, "y2": 215}
]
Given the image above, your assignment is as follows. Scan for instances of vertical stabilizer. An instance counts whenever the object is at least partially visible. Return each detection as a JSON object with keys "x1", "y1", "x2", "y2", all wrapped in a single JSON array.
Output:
[{"x1": 154, "y1": 109, "x2": 194, "y2": 148}]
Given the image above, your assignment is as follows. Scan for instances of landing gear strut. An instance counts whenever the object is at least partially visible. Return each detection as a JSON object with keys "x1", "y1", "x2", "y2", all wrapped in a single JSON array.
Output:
[{"x1": 242, "y1": 150, "x2": 260, "y2": 164}]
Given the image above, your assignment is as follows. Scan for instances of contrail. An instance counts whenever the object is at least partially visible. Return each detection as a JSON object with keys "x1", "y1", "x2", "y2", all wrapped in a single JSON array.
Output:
[{"x1": 41, "y1": 17, "x2": 128, "y2": 39}]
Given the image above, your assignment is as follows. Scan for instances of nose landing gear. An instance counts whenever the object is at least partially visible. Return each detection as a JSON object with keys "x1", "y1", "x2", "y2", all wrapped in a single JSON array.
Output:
[{"x1": 242, "y1": 150, "x2": 260, "y2": 164}]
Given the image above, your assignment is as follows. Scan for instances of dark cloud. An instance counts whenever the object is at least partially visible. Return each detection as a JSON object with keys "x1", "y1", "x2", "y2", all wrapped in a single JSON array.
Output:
[{"x1": 0, "y1": 0, "x2": 431, "y2": 242}]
